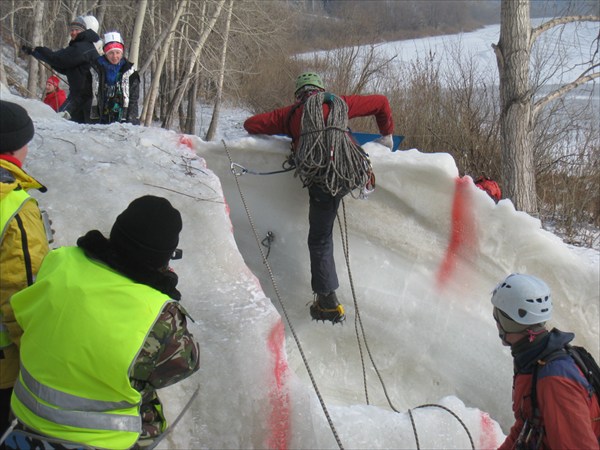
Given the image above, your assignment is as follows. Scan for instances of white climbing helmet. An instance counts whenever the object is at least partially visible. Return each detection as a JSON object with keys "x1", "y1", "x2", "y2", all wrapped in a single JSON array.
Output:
[
  {"x1": 491, "y1": 273, "x2": 553, "y2": 325},
  {"x1": 103, "y1": 31, "x2": 124, "y2": 46}
]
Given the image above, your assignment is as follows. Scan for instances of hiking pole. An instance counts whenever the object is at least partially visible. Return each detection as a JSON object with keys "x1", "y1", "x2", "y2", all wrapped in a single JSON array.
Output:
[
  {"x1": 145, "y1": 384, "x2": 200, "y2": 450},
  {"x1": 18, "y1": 37, "x2": 70, "y2": 87},
  {"x1": 37, "y1": 60, "x2": 69, "y2": 87}
]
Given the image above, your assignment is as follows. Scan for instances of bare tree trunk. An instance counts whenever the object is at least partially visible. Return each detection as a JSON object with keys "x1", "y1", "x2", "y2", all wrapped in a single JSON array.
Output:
[
  {"x1": 96, "y1": 0, "x2": 107, "y2": 31},
  {"x1": 205, "y1": 0, "x2": 233, "y2": 141},
  {"x1": 141, "y1": 0, "x2": 186, "y2": 126},
  {"x1": 184, "y1": 58, "x2": 203, "y2": 134},
  {"x1": 0, "y1": 59, "x2": 8, "y2": 87},
  {"x1": 184, "y1": 70, "x2": 198, "y2": 134},
  {"x1": 26, "y1": 0, "x2": 45, "y2": 99},
  {"x1": 128, "y1": 0, "x2": 147, "y2": 68},
  {"x1": 10, "y1": 0, "x2": 20, "y2": 64},
  {"x1": 493, "y1": 0, "x2": 537, "y2": 214},
  {"x1": 162, "y1": 0, "x2": 226, "y2": 130}
]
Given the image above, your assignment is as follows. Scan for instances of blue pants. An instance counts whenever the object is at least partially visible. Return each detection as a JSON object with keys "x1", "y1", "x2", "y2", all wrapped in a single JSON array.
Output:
[{"x1": 308, "y1": 186, "x2": 344, "y2": 294}]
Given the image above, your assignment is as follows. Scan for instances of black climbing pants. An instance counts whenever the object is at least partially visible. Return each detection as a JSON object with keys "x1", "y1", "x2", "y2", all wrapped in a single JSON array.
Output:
[
  {"x1": 307, "y1": 185, "x2": 345, "y2": 295},
  {"x1": 60, "y1": 94, "x2": 92, "y2": 124}
]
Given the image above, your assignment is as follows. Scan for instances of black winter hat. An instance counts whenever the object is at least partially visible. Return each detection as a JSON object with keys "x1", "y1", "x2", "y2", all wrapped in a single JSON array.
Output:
[
  {"x1": 110, "y1": 195, "x2": 182, "y2": 269},
  {"x1": 0, "y1": 100, "x2": 34, "y2": 153}
]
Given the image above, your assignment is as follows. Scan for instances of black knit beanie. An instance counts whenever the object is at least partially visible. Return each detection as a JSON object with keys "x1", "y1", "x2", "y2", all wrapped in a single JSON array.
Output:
[
  {"x1": 0, "y1": 100, "x2": 34, "y2": 153},
  {"x1": 110, "y1": 196, "x2": 182, "y2": 269}
]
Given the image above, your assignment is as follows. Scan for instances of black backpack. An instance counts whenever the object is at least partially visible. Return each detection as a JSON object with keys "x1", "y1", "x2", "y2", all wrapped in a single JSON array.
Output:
[
  {"x1": 564, "y1": 345, "x2": 600, "y2": 396},
  {"x1": 533, "y1": 345, "x2": 600, "y2": 407}
]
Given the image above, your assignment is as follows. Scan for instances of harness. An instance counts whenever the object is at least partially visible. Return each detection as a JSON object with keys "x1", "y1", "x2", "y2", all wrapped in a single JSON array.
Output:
[{"x1": 102, "y1": 82, "x2": 125, "y2": 122}]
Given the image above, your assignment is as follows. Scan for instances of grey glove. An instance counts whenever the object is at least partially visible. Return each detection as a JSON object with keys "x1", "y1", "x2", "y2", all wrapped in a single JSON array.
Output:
[{"x1": 374, "y1": 134, "x2": 393, "y2": 151}]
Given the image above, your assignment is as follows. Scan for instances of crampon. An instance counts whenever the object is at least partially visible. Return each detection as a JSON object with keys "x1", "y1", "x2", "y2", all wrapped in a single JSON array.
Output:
[{"x1": 309, "y1": 291, "x2": 345, "y2": 324}]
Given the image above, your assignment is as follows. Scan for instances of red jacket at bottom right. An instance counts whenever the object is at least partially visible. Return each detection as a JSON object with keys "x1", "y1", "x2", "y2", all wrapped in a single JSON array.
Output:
[{"x1": 499, "y1": 329, "x2": 600, "y2": 450}]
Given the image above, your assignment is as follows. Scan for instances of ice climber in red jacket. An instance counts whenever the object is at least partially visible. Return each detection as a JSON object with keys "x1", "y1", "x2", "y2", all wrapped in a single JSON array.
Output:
[
  {"x1": 244, "y1": 72, "x2": 394, "y2": 324},
  {"x1": 491, "y1": 273, "x2": 600, "y2": 449}
]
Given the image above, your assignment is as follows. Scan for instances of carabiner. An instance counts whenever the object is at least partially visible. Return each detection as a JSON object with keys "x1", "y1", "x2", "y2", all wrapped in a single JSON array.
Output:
[{"x1": 230, "y1": 163, "x2": 248, "y2": 176}]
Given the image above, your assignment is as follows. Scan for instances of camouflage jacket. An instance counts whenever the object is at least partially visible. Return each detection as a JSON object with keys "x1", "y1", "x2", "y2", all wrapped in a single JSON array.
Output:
[
  {"x1": 131, "y1": 301, "x2": 200, "y2": 439},
  {"x1": 6, "y1": 301, "x2": 199, "y2": 449}
]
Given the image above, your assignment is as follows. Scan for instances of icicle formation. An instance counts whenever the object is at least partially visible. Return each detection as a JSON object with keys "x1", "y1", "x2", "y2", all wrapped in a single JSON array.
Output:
[{"x1": 294, "y1": 92, "x2": 372, "y2": 197}]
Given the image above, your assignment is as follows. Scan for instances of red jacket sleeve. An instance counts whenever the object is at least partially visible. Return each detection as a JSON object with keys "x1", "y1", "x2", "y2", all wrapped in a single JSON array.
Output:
[
  {"x1": 498, "y1": 374, "x2": 528, "y2": 450},
  {"x1": 341, "y1": 94, "x2": 394, "y2": 135},
  {"x1": 244, "y1": 94, "x2": 394, "y2": 142},
  {"x1": 243, "y1": 105, "x2": 295, "y2": 137}
]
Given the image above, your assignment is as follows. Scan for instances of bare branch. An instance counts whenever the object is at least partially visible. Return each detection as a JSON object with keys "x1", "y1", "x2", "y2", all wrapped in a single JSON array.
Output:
[
  {"x1": 531, "y1": 15, "x2": 600, "y2": 45},
  {"x1": 533, "y1": 70, "x2": 600, "y2": 117},
  {"x1": 0, "y1": 5, "x2": 32, "y2": 21}
]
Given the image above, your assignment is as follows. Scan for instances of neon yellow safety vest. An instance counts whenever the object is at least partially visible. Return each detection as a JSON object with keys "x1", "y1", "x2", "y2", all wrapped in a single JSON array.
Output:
[
  {"x1": 0, "y1": 188, "x2": 33, "y2": 349},
  {"x1": 11, "y1": 246, "x2": 172, "y2": 449}
]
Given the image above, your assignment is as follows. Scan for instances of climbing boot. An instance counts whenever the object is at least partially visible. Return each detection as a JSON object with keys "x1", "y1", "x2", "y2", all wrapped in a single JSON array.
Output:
[{"x1": 310, "y1": 291, "x2": 345, "y2": 324}]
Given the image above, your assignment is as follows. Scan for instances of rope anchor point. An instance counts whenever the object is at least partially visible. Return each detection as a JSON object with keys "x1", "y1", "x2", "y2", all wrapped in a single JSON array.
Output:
[{"x1": 230, "y1": 162, "x2": 247, "y2": 176}]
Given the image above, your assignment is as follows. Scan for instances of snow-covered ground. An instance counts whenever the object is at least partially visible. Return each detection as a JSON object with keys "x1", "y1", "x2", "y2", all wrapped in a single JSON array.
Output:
[
  {"x1": 1, "y1": 84, "x2": 598, "y2": 449},
  {"x1": 2, "y1": 16, "x2": 599, "y2": 450}
]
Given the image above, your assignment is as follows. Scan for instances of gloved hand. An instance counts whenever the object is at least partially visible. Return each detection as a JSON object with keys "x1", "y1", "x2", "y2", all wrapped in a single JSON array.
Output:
[
  {"x1": 374, "y1": 134, "x2": 393, "y2": 151},
  {"x1": 21, "y1": 45, "x2": 33, "y2": 55},
  {"x1": 58, "y1": 110, "x2": 71, "y2": 120}
]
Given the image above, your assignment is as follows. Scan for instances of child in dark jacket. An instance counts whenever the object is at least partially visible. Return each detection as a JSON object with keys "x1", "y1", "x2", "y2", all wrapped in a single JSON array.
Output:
[{"x1": 90, "y1": 32, "x2": 140, "y2": 125}]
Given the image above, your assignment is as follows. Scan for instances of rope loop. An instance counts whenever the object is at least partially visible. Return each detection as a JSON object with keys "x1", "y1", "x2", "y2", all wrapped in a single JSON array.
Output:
[{"x1": 294, "y1": 93, "x2": 373, "y2": 197}]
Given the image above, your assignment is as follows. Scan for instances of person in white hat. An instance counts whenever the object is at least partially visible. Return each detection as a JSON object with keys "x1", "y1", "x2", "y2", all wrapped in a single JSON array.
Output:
[
  {"x1": 21, "y1": 15, "x2": 100, "y2": 124},
  {"x1": 90, "y1": 31, "x2": 140, "y2": 125}
]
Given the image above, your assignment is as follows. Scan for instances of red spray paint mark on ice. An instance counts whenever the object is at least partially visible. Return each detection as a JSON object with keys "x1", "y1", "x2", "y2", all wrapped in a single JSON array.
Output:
[
  {"x1": 478, "y1": 411, "x2": 501, "y2": 449},
  {"x1": 178, "y1": 134, "x2": 193, "y2": 150},
  {"x1": 266, "y1": 320, "x2": 290, "y2": 450},
  {"x1": 436, "y1": 177, "x2": 477, "y2": 290}
]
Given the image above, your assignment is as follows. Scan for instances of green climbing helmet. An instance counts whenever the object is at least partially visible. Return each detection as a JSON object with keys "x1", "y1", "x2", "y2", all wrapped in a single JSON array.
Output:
[{"x1": 295, "y1": 72, "x2": 324, "y2": 94}]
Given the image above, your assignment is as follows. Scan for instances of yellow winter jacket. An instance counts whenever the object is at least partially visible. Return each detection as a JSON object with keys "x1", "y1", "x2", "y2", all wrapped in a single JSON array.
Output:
[{"x1": 0, "y1": 158, "x2": 49, "y2": 389}]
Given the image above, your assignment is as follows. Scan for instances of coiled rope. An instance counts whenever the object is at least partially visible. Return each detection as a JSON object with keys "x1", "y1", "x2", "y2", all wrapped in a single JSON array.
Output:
[
  {"x1": 295, "y1": 92, "x2": 372, "y2": 197},
  {"x1": 222, "y1": 140, "x2": 344, "y2": 450}
]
